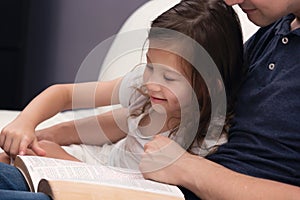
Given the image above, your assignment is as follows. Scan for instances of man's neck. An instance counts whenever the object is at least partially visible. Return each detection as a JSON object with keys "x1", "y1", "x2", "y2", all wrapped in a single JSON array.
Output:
[{"x1": 291, "y1": 14, "x2": 300, "y2": 31}]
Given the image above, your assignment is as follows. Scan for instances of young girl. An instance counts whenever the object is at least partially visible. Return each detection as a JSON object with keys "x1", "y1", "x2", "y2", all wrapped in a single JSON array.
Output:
[{"x1": 0, "y1": 0, "x2": 244, "y2": 171}]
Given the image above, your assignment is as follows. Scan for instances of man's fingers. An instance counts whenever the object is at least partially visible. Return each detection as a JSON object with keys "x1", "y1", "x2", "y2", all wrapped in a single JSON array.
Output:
[
  {"x1": 142, "y1": 136, "x2": 186, "y2": 173},
  {"x1": 144, "y1": 136, "x2": 169, "y2": 152},
  {"x1": 25, "y1": 148, "x2": 37, "y2": 156},
  {"x1": 0, "y1": 132, "x2": 5, "y2": 147},
  {"x1": 31, "y1": 140, "x2": 46, "y2": 156},
  {"x1": 19, "y1": 136, "x2": 33, "y2": 156}
]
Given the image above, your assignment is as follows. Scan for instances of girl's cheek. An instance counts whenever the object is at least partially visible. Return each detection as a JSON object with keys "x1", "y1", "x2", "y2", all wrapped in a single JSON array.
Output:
[
  {"x1": 176, "y1": 90, "x2": 195, "y2": 108},
  {"x1": 143, "y1": 71, "x2": 150, "y2": 83}
]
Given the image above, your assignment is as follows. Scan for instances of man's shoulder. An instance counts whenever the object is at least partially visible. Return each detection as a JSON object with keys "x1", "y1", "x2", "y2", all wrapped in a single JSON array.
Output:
[{"x1": 245, "y1": 14, "x2": 294, "y2": 48}]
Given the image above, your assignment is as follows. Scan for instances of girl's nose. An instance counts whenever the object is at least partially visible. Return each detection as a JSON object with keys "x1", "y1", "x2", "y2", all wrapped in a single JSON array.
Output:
[
  {"x1": 146, "y1": 82, "x2": 161, "y2": 92},
  {"x1": 224, "y1": 0, "x2": 244, "y2": 6}
]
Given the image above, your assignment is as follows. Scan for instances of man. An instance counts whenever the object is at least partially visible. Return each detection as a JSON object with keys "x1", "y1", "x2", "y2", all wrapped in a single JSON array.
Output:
[
  {"x1": 140, "y1": 0, "x2": 300, "y2": 199},
  {"x1": 1, "y1": 0, "x2": 300, "y2": 199}
]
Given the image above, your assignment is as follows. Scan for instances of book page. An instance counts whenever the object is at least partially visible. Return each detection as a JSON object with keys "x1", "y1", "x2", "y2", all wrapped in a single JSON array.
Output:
[{"x1": 15, "y1": 156, "x2": 184, "y2": 198}]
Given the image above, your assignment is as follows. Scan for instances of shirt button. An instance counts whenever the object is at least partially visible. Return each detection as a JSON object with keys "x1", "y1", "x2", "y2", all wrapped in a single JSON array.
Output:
[
  {"x1": 282, "y1": 37, "x2": 289, "y2": 44},
  {"x1": 268, "y1": 63, "x2": 275, "y2": 70}
]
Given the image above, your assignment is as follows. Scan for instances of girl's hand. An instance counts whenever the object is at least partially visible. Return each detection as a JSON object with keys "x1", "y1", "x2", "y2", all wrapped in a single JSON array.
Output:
[
  {"x1": 139, "y1": 135, "x2": 192, "y2": 185},
  {"x1": 26, "y1": 140, "x2": 80, "y2": 162},
  {"x1": 0, "y1": 119, "x2": 46, "y2": 158}
]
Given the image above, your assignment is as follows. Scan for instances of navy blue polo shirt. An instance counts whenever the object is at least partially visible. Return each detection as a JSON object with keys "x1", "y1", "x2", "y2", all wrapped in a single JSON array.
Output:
[{"x1": 207, "y1": 14, "x2": 300, "y2": 186}]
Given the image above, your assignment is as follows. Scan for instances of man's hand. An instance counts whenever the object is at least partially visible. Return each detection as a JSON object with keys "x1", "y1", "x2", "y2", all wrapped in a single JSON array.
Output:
[
  {"x1": 35, "y1": 125, "x2": 71, "y2": 145},
  {"x1": 0, "y1": 152, "x2": 11, "y2": 164},
  {"x1": 140, "y1": 135, "x2": 191, "y2": 185},
  {"x1": 36, "y1": 121, "x2": 83, "y2": 146},
  {"x1": 26, "y1": 140, "x2": 80, "y2": 162}
]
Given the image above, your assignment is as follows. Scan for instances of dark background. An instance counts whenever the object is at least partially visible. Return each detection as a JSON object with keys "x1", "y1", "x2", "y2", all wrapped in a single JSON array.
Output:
[{"x1": 0, "y1": 0, "x2": 147, "y2": 110}]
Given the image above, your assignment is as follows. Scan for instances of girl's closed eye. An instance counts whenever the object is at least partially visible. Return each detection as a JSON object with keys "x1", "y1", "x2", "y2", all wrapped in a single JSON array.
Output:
[
  {"x1": 163, "y1": 71, "x2": 182, "y2": 82},
  {"x1": 163, "y1": 74, "x2": 177, "y2": 81}
]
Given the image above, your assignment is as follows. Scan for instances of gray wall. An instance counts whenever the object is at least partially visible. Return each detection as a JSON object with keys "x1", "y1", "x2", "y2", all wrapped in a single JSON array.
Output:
[{"x1": 21, "y1": 0, "x2": 147, "y2": 107}]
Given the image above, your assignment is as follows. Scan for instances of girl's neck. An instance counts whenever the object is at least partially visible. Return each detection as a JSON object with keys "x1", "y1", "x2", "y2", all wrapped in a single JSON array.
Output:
[{"x1": 139, "y1": 111, "x2": 179, "y2": 136}]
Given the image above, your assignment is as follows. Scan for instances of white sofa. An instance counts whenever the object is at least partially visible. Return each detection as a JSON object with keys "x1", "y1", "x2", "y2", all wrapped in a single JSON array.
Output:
[{"x1": 0, "y1": 1, "x2": 258, "y2": 153}]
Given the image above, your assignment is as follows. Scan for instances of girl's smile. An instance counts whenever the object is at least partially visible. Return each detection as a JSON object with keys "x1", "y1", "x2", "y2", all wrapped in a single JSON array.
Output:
[{"x1": 150, "y1": 96, "x2": 167, "y2": 103}]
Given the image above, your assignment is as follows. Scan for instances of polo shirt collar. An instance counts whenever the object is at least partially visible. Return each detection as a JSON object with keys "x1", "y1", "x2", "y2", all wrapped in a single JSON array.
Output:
[{"x1": 274, "y1": 14, "x2": 300, "y2": 36}]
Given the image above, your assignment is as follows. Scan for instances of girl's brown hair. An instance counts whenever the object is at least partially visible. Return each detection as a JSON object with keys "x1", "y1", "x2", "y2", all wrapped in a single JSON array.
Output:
[{"x1": 134, "y1": 0, "x2": 245, "y2": 154}]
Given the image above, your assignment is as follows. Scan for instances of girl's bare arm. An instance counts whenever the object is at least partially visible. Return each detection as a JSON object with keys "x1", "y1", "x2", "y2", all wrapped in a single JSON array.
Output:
[
  {"x1": 36, "y1": 108, "x2": 128, "y2": 146},
  {"x1": 0, "y1": 77, "x2": 123, "y2": 157}
]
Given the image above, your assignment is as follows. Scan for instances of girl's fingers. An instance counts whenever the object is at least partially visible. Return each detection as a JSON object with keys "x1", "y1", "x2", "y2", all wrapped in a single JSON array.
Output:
[
  {"x1": 3, "y1": 137, "x2": 13, "y2": 155},
  {"x1": 9, "y1": 137, "x2": 22, "y2": 157}
]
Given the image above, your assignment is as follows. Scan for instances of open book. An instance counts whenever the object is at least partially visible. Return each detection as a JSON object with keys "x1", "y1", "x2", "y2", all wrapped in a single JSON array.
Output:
[{"x1": 14, "y1": 156, "x2": 185, "y2": 200}]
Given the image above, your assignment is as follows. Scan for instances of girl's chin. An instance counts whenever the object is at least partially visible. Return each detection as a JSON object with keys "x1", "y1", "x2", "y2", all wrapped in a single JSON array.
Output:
[{"x1": 151, "y1": 103, "x2": 167, "y2": 114}]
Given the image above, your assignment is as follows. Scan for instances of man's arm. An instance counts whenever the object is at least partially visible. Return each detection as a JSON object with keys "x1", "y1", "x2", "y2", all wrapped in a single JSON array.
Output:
[
  {"x1": 140, "y1": 135, "x2": 300, "y2": 200},
  {"x1": 180, "y1": 155, "x2": 300, "y2": 200}
]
